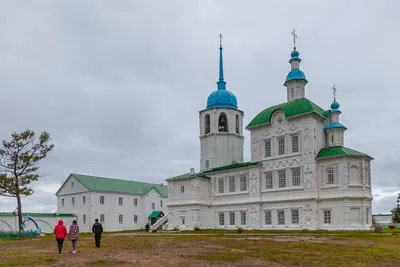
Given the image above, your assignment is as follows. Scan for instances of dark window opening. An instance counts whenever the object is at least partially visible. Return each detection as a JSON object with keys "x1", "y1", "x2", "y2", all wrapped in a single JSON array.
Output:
[
  {"x1": 205, "y1": 114, "x2": 210, "y2": 134},
  {"x1": 218, "y1": 113, "x2": 228, "y2": 132},
  {"x1": 235, "y1": 114, "x2": 240, "y2": 134}
]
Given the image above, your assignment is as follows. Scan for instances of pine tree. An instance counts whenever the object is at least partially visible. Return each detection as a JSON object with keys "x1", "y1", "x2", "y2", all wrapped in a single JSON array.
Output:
[{"x1": 0, "y1": 130, "x2": 54, "y2": 231}]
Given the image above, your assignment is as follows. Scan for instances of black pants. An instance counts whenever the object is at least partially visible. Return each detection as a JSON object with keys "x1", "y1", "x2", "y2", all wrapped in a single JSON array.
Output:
[
  {"x1": 56, "y1": 238, "x2": 64, "y2": 253},
  {"x1": 95, "y1": 234, "x2": 101, "y2": 247}
]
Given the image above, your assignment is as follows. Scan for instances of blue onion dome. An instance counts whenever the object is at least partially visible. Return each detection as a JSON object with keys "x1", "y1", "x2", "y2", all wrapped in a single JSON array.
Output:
[
  {"x1": 284, "y1": 69, "x2": 308, "y2": 86},
  {"x1": 291, "y1": 49, "x2": 300, "y2": 58},
  {"x1": 331, "y1": 101, "x2": 340, "y2": 111},
  {"x1": 207, "y1": 90, "x2": 237, "y2": 109}
]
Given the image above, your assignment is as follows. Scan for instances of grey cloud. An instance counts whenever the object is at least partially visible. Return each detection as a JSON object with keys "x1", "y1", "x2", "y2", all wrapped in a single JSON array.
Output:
[{"x1": 0, "y1": 1, "x2": 398, "y2": 214}]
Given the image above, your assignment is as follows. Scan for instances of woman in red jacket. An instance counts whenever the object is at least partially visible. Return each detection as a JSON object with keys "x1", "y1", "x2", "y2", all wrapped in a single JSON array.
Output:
[{"x1": 53, "y1": 220, "x2": 67, "y2": 253}]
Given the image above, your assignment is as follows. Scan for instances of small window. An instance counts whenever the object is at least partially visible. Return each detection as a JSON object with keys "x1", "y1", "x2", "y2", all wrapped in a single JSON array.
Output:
[
  {"x1": 366, "y1": 208, "x2": 369, "y2": 224},
  {"x1": 278, "y1": 170, "x2": 286, "y2": 188},
  {"x1": 219, "y1": 213, "x2": 225, "y2": 225},
  {"x1": 181, "y1": 217, "x2": 186, "y2": 225},
  {"x1": 265, "y1": 210, "x2": 272, "y2": 225},
  {"x1": 265, "y1": 140, "x2": 271, "y2": 157},
  {"x1": 152, "y1": 203, "x2": 155, "y2": 211},
  {"x1": 331, "y1": 135, "x2": 334, "y2": 143},
  {"x1": 292, "y1": 167, "x2": 301, "y2": 186},
  {"x1": 100, "y1": 214, "x2": 105, "y2": 223},
  {"x1": 265, "y1": 171, "x2": 273, "y2": 189},
  {"x1": 235, "y1": 114, "x2": 240, "y2": 134},
  {"x1": 119, "y1": 215, "x2": 123, "y2": 224},
  {"x1": 72, "y1": 197, "x2": 75, "y2": 206},
  {"x1": 327, "y1": 168, "x2": 335, "y2": 184},
  {"x1": 240, "y1": 176, "x2": 247, "y2": 191},
  {"x1": 71, "y1": 182, "x2": 74, "y2": 188},
  {"x1": 205, "y1": 160, "x2": 209, "y2": 168},
  {"x1": 278, "y1": 210, "x2": 285, "y2": 225},
  {"x1": 61, "y1": 198, "x2": 64, "y2": 207},
  {"x1": 134, "y1": 215, "x2": 138, "y2": 223},
  {"x1": 229, "y1": 177, "x2": 235, "y2": 192},
  {"x1": 134, "y1": 198, "x2": 138, "y2": 206},
  {"x1": 205, "y1": 114, "x2": 211, "y2": 134},
  {"x1": 324, "y1": 210, "x2": 331, "y2": 224},
  {"x1": 180, "y1": 185, "x2": 185, "y2": 193},
  {"x1": 229, "y1": 212, "x2": 235, "y2": 225},
  {"x1": 278, "y1": 137, "x2": 285, "y2": 155},
  {"x1": 100, "y1": 196, "x2": 105, "y2": 204},
  {"x1": 82, "y1": 196, "x2": 86, "y2": 204},
  {"x1": 292, "y1": 135, "x2": 299, "y2": 153},
  {"x1": 160, "y1": 200, "x2": 163, "y2": 207},
  {"x1": 119, "y1": 197, "x2": 123, "y2": 205},
  {"x1": 291, "y1": 209, "x2": 299, "y2": 224},
  {"x1": 83, "y1": 214, "x2": 86, "y2": 224},
  {"x1": 240, "y1": 211, "x2": 246, "y2": 225},
  {"x1": 218, "y1": 113, "x2": 228, "y2": 132},
  {"x1": 218, "y1": 179, "x2": 224, "y2": 193}
]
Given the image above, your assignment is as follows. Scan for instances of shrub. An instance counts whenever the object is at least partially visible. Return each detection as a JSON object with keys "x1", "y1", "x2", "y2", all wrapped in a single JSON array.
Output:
[
  {"x1": 237, "y1": 227, "x2": 244, "y2": 233},
  {"x1": 172, "y1": 227, "x2": 179, "y2": 231},
  {"x1": 301, "y1": 228, "x2": 309, "y2": 233},
  {"x1": 0, "y1": 230, "x2": 37, "y2": 239},
  {"x1": 388, "y1": 224, "x2": 396, "y2": 229},
  {"x1": 194, "y1": 226, "x2": 200, "y2": 231},
  {"x1": 374, "y1": 224, "x2": 382, "y2": 233}
]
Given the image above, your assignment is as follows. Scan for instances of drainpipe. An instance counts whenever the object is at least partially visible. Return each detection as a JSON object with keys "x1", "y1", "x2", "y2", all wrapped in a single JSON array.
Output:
[{"x1": 89, "y1": 192, "x2": 91, "y2": 232}]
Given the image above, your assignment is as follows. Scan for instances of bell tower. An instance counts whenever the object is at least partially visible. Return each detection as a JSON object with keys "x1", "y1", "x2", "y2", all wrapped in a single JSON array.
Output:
[{"x1": 199, "y1": 35, "x2": 244, "y2": 171}]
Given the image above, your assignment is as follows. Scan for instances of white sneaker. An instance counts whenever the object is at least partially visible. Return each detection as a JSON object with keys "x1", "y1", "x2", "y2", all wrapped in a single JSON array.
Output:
[{"x1": 73, "y1": 250, "x2": 76, "y2": 254}]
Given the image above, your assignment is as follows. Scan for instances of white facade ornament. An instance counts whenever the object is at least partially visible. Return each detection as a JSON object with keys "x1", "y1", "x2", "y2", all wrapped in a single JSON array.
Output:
[
  {"x1": 249, "y1": 172, "x2": 259, "y2": 195},
  {"x1": 302, "y1": 204, "x2": 313, "y2": 227}
]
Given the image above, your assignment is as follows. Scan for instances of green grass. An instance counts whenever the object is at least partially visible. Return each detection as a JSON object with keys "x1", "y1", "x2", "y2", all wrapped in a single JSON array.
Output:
[{"x1": 0, "y1": 230, "x2": 399, "y2": 266}]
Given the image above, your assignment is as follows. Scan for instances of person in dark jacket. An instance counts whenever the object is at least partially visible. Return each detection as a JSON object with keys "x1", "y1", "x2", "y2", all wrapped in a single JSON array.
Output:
[
  {"x1": 145, "y1": 223, "x2": 150, "y2": 232},
  {"x1": 54, "y1": 220, "x2": 67, "y2": 253},
  {"x1": 92, "y1": 218, "x2": 103, "y2": 248}
]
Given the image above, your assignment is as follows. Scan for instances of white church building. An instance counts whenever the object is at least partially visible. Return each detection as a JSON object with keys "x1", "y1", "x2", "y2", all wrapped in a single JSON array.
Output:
[
  {"x1": 56, "y1": 173, "x2": 168, "y2": 232},
  {"x1": 166, "y1": 35, "x2": 373, "y2": 230}
]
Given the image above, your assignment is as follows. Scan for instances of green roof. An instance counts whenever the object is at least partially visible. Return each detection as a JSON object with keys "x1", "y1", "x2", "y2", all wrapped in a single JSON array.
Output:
[
  {"x1": 166, "y1": 172, "x2": 211, "y2": 181},
  {"x1": 148, "y1": 211, "x2": 163, "y2": 218},
  {"x1": 246, "y1": 98, "x2": 328, "y2": 129},
  {"x1": 204, "y1": 162, "x2": 259, "y2": 173},
  {"x1": 64, "y1": 174, "x2": 168, "y2": 197},
  {"x1": 317, "y1": 146, "x2": 372, "y2": 159},
  {"x1": 0, "y1": 212, "x2": 74, "y2": 217}
]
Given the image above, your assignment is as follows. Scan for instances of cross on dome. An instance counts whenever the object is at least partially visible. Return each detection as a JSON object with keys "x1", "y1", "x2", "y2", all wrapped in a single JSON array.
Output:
[
  {"x1": 291, "y1": 29, "x2": 297, "y2": 50},
  {"x1": 219, "y1": 33, "x2": 223, "y2": 47}
]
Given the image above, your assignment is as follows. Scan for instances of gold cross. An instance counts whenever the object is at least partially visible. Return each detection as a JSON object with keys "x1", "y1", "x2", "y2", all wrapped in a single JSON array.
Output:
[
  {"x1": 219, "y1": 33, "x2": 223, "y2": 47},
  {"x1": 332, "y1": 84, "x2": 337, "y2": 101},
  {"x1": 291, "y1": 29, "x2": 297, "y2": 49}
]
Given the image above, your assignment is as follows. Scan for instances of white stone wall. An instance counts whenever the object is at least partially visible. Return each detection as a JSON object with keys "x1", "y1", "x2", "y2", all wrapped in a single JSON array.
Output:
[
  {"x1": 0, "y1": 215, "x2": 75, "y2": 233},
  {"x1": 199, "y1": 107, "x2": 244, "y2": 170}
]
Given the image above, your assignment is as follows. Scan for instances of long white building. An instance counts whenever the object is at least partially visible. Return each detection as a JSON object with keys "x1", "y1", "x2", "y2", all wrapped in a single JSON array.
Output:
[
  {"x1": 166, "y1": 37, "x2": 373, "y2": 230},
  {"x1": 56, "y1": 173, "x2": 168, "y2": 232}
]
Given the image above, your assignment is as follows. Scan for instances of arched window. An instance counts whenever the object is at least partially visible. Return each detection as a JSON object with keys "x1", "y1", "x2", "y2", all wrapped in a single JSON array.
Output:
[
  {"x1": 331, "y1": 135, "x2": 334, "y2": 143},
  {"x1": 204, "y1": 114, "x2": 210, "y2": 134},
  {"x1": 327, "y1": 168, "x2": 335, "y2": 184},
  {"x1": 218, "y1": 113, "x2": 228, "y2": 132},
  {"x1": 235, "y1": 114, "x2": 240, "y2": 134}
]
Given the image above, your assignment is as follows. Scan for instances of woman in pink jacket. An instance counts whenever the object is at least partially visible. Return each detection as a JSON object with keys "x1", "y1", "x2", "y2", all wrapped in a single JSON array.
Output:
[
  {"x1": 53, "y1": 220, "x2": 67, "y2": 253},
  {"x1": 69, "y1": 220, "x2": 79, "y2": 253}
]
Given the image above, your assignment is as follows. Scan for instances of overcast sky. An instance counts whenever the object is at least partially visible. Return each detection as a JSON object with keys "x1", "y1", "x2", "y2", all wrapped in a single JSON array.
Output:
[{"x1": 0, "y1": 1, "x2": 398, "y2": 214}]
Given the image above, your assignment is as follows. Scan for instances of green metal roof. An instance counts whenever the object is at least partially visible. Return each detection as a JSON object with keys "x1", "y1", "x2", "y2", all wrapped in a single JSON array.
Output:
[
  {"x1": 204, "y1": 162, "x2": 259, "y2": 173},
  {"x1": 166, "y1": 172, "x2": 211, "y2": 181},
  {"x1": 246, "y1": 98, "x2": 328, "y2": 129},
  {"x1": 148, "y1": 211, "x2": 163, "y2": 218},
  {"x1": 0, "y1": 212, "x2": 74, "y2": 217},
  {"x1": 67, "y1": 174, "x2": 168, "y2": 197},
  {"x1": 317, "y1": 146, "x2": 372, "y2": 159}
]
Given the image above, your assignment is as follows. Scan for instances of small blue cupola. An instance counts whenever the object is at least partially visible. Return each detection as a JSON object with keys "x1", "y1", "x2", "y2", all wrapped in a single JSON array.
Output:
[
  {"x1": 284, "y1": 48, "x2": 308, "y2": 86},
  {"x1": 206, "y1": 41, "x2": 238, "y2": 109},
  {"x1": 324, "y1": 86, "x2": 347, "y2": 147}
]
